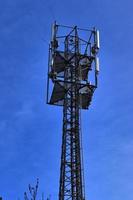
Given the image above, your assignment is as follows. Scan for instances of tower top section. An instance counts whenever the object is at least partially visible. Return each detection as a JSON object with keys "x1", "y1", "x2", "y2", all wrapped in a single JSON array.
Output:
[{"x1": 47, "y1": 22, "x2": 100, "y2": 109}]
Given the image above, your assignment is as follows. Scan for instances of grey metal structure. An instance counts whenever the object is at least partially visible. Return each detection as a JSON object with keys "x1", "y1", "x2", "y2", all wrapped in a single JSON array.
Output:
[{"x1": 47, "y1": 22, "x2": 100, "y2": 200}]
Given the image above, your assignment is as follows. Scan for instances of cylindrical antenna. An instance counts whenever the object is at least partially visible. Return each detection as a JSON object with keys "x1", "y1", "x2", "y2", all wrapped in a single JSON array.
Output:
[
  {"x1": 51, "y1": 21, "x2": 58, "y2": 49},
  {"x1": 51, "y1": 21, "x2": 57, "y2": 41},
  {"x1": 51, "y1": 23, "x2": 55, "y2": 41},
  {"x1": 95, "y1": 30, "x2": 100, "y2": 49},
  {"x1": 95, "y1": 57, "x2": 100, "y2": 73}
]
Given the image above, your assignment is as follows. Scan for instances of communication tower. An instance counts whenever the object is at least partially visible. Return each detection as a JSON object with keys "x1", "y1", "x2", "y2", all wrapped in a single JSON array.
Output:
[{"x1": 47, "y1": 22, "x2": 100, "y2": 200}]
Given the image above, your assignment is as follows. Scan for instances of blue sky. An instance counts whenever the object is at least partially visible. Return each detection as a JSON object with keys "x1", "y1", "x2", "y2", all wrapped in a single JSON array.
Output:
[{"x1": 0, "y1": 0, "x2": 133, "y2": 200}]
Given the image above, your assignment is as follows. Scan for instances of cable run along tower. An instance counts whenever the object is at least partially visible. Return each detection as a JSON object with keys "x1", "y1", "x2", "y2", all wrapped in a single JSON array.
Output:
[{"x1": 47, "y1": 22, "x2": 100, "y2": 200}]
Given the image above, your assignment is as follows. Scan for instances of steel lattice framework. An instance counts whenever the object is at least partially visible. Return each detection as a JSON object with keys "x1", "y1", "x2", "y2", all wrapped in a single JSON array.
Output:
[{"x1": 47, "y1": 22, "x2": 100, "y2": 200}]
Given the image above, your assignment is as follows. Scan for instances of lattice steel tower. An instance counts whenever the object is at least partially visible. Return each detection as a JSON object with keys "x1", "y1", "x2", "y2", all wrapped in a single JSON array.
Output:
[{"x1": 47, "y1": 22, "x2": 100, "y2": 200}]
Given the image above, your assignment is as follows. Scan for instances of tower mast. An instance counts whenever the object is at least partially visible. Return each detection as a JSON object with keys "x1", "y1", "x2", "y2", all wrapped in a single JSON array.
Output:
[{"x1": 47, "y1": 22, "x2": 100, "y2": 200}]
